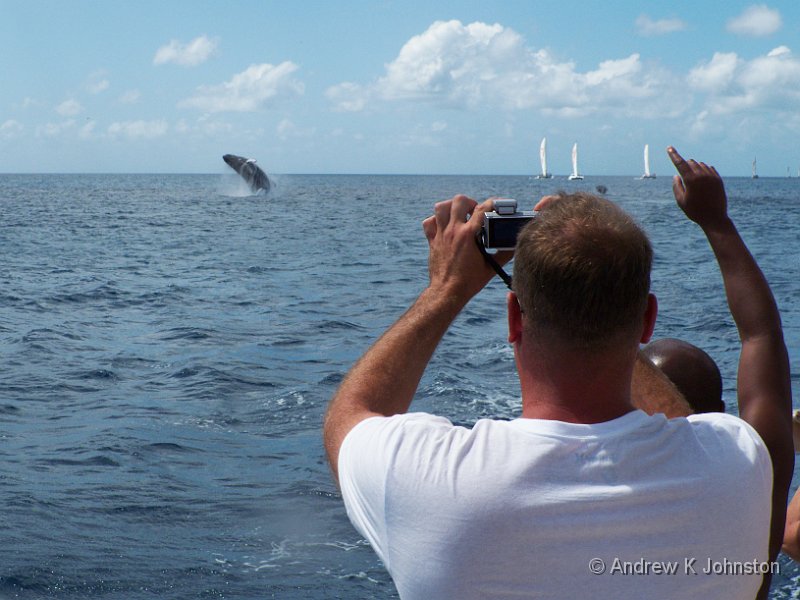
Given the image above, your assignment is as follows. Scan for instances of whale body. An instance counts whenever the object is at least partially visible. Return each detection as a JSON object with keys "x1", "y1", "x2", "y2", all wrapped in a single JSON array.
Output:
[{"x1": 223, "y1": 154, "x2": 272, "y2": 194}]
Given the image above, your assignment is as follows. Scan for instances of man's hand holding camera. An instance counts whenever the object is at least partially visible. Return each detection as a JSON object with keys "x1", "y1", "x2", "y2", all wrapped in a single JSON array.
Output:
[{"x1": 422, "y1": 195, "x2": 513, "y2": 306}]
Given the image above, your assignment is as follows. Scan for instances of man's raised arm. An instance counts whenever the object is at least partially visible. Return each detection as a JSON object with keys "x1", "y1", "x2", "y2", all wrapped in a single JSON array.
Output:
[
  {"x1": 323, "y1": 195, "x2": 510, "y2": 484},
  {"x1": 668, "y1": 147, "x2": 793, "y2": 598}
]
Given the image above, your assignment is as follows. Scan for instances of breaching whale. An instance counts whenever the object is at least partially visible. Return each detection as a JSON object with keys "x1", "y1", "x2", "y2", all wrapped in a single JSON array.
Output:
[{"x1": 222, "y1": 154, "x2": 272, "y2": 194}]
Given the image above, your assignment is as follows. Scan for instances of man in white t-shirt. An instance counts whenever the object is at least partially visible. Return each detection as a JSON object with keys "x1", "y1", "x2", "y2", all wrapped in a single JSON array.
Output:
[{"x1": 323, "y1": 148, "x2": 793, "y2": 599}]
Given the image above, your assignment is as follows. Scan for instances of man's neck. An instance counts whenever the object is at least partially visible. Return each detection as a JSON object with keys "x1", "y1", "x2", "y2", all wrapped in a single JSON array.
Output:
[{"x1": 516, "y1": 337, "x2": 638, "y2": 424}]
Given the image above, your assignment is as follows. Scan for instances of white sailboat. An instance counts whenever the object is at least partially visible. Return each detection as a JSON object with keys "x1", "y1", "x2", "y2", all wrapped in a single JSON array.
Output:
[
  {"x1": 535, "y1": 137, "x2": 552, "y2": 179},
  {"x1": 640, "y1": 144, "x2": 656, "y2": 179},
  {"x1": 568, "y1": 142, "x2": 584, "y2": 180}
]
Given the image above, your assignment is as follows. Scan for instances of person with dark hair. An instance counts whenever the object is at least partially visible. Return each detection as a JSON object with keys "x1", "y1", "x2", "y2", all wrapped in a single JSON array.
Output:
[
  {"x1": 642, "y1": 338, "x2": 725, "y2": 414},
  {"x1": 323, "y1": 148, "x2": 792, "y2": 599}
]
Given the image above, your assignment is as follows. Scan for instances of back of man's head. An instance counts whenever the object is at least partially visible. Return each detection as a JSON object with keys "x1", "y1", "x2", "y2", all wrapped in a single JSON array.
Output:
[
  {"x1": 512, "y1": 192, "x2": 652, "y2": 351},
  {"x1": 642, "y1": 338, "x2": 725, "y2": 413}
]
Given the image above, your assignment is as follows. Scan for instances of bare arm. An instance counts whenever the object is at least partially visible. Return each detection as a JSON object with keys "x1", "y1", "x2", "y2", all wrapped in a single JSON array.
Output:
[
  {"x1": 631, "y1": 351, "x2": 693, "y2": 418},
  {"x1": 783, "y1": 487, "x2": 800, "y2": 561},
  {"x1": 668, "y1": 147, "x2": 793, "y2": 597},
  {"x1": 323, "y1": 195, "x2": 511, "y2": 483},
  {"x1": 782, "y1": 412, "x2": 800, "y2": 560}
]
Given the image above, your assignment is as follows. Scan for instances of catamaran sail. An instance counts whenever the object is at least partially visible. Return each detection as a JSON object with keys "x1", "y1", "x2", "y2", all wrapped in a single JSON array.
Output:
[
  {"x1": 568, "y1": 142, "x2": 583, "y2": 180},
  {"x1": 641, "y1": 144, "x2": 656, "y2": 179},
  {"x1": 752, "y1": 158, "x2": 759, "y2": 179},
  {"x1": 535, "y1": 137, "x2": 552, "y2": 179}
]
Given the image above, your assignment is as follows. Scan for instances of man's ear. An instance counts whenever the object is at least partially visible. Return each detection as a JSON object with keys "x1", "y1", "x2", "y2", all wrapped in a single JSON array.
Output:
[
  {"x1": 640, "y1": 293, "x2": 658, "y2": 344},
  {"x1": 508, "y1": 292, "x2": 523, "y2": 343}
]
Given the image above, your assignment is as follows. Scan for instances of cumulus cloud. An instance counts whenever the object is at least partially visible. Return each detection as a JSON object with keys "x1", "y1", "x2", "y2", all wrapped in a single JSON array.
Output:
[
  {"x1": 86, "y1": 70, "x2": 110, "y2": 94},
  {"x1": 179, "y1": 62, "x2": 304, "y2": 112},
  {"x1": 56, "y1": 99, "x2": 83, "y2": 116},
  {"x1": 118, "y1": 89, "x2": 141, "y2": 104},
  {"x1": 635, "y1": 15, "x2": 687, "y2": 36},
  {"x1": 107, "y1": 119, "x2": 169, "y2": 139},
  {"x1": 1, "y1": 119, "x2": 24, "y2": 139},
  {"x1": 277, "y1": 118, "x2": 315, "y2": 140},
  {"x1": 727, "y1": 5, "x2": 782, "y2": 37},
  {"x1": 154, "y1": 35, "x2": 218, "y2": 67},
  {"x1": 325, "y1": 82, "x2": 369, "y2": 112},
  {"x1": 79, "y1": 121, "x2": 96, "y2": 140},
  {"x1": 688, "y1": 52, "x2": 740, "y2": 92},
  {"x1": 327, "y1": 20, "x2": 683, "y2": 118},
  {"x1": 36, "y1": 120, "x2": 76, "y2": 138},
  {"x1": 687, "y1": 45, "x2": 800, "y2": 134}
]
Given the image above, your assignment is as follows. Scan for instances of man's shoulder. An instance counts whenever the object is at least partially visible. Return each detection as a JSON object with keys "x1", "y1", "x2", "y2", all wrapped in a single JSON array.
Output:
[
  {"x1": 686, "y1": 411, "x2": 764, "y2": 442},
  {"x1": 685, "y1": 412, "x2": 772, "y2": 469}
]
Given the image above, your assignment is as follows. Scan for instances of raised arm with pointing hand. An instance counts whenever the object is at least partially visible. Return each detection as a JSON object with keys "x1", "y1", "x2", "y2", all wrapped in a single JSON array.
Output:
[{"x1": 668, "y1": 146, "x2": 793, "y2": 598}]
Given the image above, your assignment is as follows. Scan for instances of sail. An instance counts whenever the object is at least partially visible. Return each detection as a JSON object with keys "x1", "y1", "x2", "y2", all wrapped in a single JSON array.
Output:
[
  {"x1": 568, "y1": 142, "x2": 583, "y2": 180},
  {"x1": 641, "y1": 144, "x2": 655, "y2": 179},
  {"x1": 540, "y1": 138, "x2": 548, "y2": 177},
  {"x1": 572, "y1": 143, "x2": 578, "y2": 177},
  {"x1": 752, "y1": 158, "x2": 758, "y2": 179},
  {"x1": 535, "y1": 137, "x2": 551, "y2": 179}
]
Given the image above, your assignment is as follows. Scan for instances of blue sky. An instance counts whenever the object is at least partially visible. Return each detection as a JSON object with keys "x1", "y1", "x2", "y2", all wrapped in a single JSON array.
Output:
[{"x1": 2, "y1": 1, "x2": 799, "y2": 175}]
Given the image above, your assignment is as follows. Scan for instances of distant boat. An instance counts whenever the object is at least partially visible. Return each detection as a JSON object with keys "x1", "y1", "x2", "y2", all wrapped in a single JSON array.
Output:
[
  {"x1": 752, "y1": 157, "x2": 759, "y2": 179},
  {"x1": 568, "y1": 142, "x2": 584, "y2": 180},
  {"x1": 640, "y1": 144, "x2": 656, "y2": 179},
  {"x1": 535, "y1": 137, "x2": 552, "y2": 179}
]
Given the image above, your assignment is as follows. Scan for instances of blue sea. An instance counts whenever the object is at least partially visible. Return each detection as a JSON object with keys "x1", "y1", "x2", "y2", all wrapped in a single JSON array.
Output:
[{"x1": 2, "y1": 172, "x2": 800, "y2": 598}]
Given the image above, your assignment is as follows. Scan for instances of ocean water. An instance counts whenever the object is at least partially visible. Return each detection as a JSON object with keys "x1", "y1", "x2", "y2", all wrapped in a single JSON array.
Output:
[{"x1": 1, "y1": 172, "x2": 800, "y2": 598}]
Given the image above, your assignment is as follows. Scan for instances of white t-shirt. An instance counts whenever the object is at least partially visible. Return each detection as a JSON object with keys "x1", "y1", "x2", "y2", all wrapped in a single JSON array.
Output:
[{"x1": 338, "y1": 410, "x2": 772, "y2": 599}]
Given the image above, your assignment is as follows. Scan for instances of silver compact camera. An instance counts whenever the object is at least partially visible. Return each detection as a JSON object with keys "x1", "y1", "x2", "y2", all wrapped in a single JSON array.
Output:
[{"x1": 481, "y1": 198, "x2": 536, "y2": 250}]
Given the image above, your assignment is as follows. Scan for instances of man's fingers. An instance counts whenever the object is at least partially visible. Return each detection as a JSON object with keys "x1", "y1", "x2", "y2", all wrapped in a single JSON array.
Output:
[
  {"x1": 450, "y1": 194, "x2": 477, "y2": 223},
  {"x1": 422, "y1": 215, "x2": 436, "y2": 242},
  {"x1": 434, "y1": 200, "x2": 451, "y2": 228},
  {"x1": 534, "y1": 194, "x2": 560, "y2": 211}
]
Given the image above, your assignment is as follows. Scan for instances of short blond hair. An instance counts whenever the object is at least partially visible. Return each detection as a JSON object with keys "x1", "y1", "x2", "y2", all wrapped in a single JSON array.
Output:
[{"x1": 512, "y1": 192, "x2": 652, "y2": 350}]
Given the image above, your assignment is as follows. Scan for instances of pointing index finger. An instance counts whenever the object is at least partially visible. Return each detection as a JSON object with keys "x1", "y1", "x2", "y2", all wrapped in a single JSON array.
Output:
[{"x1": 667, "y1": 146, "x2": 688, "y2": 175}]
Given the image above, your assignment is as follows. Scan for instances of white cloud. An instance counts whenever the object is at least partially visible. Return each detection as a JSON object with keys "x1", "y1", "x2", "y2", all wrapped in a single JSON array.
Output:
[
  {"x1": 326, "y1": 82, "x2": 369, "y2": 112},
  {"x1": 36, "y1": 120, "x2": 76, "y2": 138},
  {"x1": 86, "y1": 70, "x2": 110, "y2": 94},
  {"x1": 327, "y1": 20, "x2": 684, "y2": 118},
  {"x1": 635, "y1": 15, "x2": 687, "y2": 36},
  {"x1": 56, "y1": 99, "x2": 83, "y2": 116},
  {"x1": 687, "y1": 45, "x2": 800, "y2": 135},
  {"x1": 688, "y1": 52, "x2": 740, "y2": 92},
  {"x1": 1, "y1": 119, "x2": 24, "y2": 139},
  {"x1": 375, "y1": 21, "x2": 525, "y2": 107},
  {"x1": 154, "y1": 35, "x2": 218, "y2": 67},
  {"x1": 119, "y1": 89, "x2": 141, "y2": 104},
  {"x1": 277, "y1": 118, "x2": 315, "y2": 140},
  {"x1": 79, "y1": 121, "x2": 96, "y2": 139},
  {"x1": 107, "y1": 119, "x2": 168, "y2": 139},
  {"x1": 727, "y1": 5, "x2": 782, "y2": 37},
  {"x1": 21, "y1": 97, "x2": 45, "y2": 109},
  {"x1": 179, "y1": 62, "x2": 304, "y2": 112},
  {"x1": 171, "y1": 117, "x2": 234, "y2": 137}
]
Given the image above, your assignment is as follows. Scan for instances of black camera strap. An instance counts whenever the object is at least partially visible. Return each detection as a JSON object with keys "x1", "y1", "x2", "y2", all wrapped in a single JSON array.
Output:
[{"x1": 475, "y1": 235, "x2": 513, "y2": 290}]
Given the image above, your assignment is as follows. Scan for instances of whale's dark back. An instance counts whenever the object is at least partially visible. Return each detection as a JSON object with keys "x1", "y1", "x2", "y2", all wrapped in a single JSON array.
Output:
[{"x1": 223, "y1": 154, "x2": 271, "y2": 193}]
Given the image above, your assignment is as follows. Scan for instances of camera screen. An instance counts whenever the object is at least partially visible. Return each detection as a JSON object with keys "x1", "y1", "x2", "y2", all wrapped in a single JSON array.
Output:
[{"x1": 488, "y1": 216, "x2": 531, "y2": 249}]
